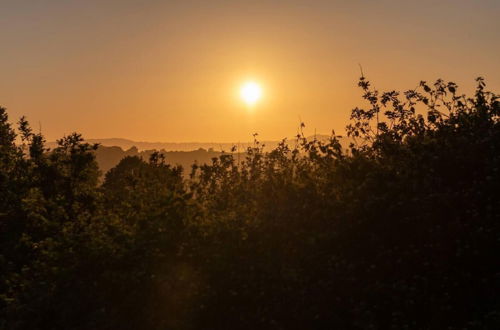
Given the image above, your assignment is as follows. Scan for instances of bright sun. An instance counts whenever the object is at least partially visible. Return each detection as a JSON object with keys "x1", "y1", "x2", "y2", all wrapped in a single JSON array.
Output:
[{"x1": 240, "y1": 81, "x2": 263, "y2": 106}]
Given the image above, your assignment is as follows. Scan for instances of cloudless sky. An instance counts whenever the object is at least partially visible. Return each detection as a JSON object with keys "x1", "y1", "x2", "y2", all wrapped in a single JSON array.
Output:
[{"x1": 1, "y1": 0, "x2": 499, "y2": 142}]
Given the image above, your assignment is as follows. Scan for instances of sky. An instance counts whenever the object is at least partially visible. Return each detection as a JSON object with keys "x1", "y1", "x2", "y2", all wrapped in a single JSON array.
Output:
[{"x1": 0, "y1": 0, "x2": 499, "y2": 142}]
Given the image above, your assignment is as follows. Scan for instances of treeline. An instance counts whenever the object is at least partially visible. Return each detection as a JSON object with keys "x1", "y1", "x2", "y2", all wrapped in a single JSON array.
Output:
[
  {"x1": 74, "y1": 136, "x2": 337, "y2": 175},
  {"x1": 0, "y1": 77, "x2": 499, "y2": 329},
  {"x1": 93, "y1": 145, "x2": 225, "y2": 175}
]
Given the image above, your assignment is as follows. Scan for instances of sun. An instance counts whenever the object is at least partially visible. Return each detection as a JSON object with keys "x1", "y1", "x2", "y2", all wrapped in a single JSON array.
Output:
[{"x1": 240, "y1": 81, "x2": 263, "y2": 106}]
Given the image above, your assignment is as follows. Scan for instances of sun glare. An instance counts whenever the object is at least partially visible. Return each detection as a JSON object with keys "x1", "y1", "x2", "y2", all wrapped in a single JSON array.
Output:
[{"x1": 240, "y1": 81, "x2": 263, "y2": 106}]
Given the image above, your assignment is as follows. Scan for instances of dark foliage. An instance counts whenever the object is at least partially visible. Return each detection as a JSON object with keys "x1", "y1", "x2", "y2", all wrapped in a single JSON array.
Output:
[{"x1": 0, "y1": 77, "x2": 498, "y2": 329}]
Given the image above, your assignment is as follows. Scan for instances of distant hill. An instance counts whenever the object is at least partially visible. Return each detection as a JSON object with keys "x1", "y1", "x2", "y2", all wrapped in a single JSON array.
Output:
[
  {"x1": 47, "y1": 135, "x2": 349, "y2": 175},
  {"x1": 46, "y1": 135, "x2": 336, "y2": 152},
  {"x1": 94, "y1": 146, "x2": 226, "y2": 175}
]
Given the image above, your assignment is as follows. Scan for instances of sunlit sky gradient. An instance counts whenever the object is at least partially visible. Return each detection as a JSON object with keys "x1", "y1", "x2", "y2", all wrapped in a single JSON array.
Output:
[{"x1": 1, "y1": 0, "x2": 499, "y2": 142}]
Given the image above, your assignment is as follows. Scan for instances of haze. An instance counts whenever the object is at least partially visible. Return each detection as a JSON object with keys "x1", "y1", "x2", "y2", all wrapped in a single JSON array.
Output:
[{"x1": 1, "y1": 0, "x2": 499, "y2": 142}]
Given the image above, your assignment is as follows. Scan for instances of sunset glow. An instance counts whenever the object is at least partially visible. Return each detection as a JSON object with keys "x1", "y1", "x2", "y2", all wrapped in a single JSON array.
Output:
[
  {"x1": 0, "y1": 1, "x2": 498, "y2": 142},
  {"x1": 240, "y1": 81, "x2": 263, "y2": 106},
  {"x1": 0, "y1": 1, "x2": 498, "y2": 328}
]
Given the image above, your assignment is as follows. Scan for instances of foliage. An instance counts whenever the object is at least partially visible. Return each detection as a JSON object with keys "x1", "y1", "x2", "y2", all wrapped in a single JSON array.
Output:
[{"x1": 0, "y1": 76, "x2": 498, "y2": 329}]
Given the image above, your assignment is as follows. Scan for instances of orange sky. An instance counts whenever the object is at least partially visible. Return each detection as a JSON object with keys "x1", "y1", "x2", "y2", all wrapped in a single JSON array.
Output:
[{"x1": 1, "y1": 0, "x2": 499, "y2": 142}]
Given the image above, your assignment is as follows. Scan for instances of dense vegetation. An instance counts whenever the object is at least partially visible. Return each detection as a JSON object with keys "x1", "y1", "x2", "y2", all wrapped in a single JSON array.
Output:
[
  {"x1": 93, "y1": 145, "x2": 225, "y2": 176},
  {"x1": 1, "y1": 77, "x2": 498, "y2": 329}
]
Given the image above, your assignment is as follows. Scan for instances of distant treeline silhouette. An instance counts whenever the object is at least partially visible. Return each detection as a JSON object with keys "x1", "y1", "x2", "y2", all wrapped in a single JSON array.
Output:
[
  {"x1": 56, "y1": 136, "x2": 338, "y2": 176},
  {"x1": 93, "y1": 145, "x2": 224, "y2": 175},
  {"x1": 0, "y1": 77, "x2": 498, "y2": 329}
]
